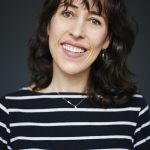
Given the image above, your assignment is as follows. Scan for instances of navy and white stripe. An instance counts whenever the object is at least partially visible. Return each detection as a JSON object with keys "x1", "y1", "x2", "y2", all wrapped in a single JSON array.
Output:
[{"x1": 0, "y1": 88, "x2": 150, "y2": 149}]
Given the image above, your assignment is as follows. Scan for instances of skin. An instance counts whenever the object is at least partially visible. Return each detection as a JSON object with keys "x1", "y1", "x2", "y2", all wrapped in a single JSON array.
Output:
[{"x1": 40, "y1": 0, "x2": 110, "y2": 93}]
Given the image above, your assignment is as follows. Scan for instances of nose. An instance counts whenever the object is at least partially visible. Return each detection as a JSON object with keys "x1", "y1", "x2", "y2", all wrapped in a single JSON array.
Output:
[{"x1": 69, "y1": 19, "x2": 85, "y2": 39}]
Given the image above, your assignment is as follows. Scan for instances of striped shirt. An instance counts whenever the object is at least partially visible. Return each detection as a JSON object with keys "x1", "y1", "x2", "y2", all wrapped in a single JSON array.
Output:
[{"x1": 0, "y1": 88, "x2": 150, "y2": 150}]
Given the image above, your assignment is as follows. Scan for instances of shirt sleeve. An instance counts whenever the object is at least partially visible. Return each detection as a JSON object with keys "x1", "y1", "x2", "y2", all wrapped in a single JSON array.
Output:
[
  {"x1": 133, "y1": 97, "x2": 150, "y2": 149},
  {"x1": 0, "y1": 96, "x2": 12, "y2": 150}
]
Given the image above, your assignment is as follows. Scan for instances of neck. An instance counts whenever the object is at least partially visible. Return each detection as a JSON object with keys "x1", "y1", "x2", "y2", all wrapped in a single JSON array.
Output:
[{"x1": 42, "y1": 63, "x2": 90, "y2": 93}]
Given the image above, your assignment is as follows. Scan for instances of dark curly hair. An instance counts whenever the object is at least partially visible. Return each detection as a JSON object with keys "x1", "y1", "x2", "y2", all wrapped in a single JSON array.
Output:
[{"x1": 28, "y1": 0, "x2": 138, "y2": 107}]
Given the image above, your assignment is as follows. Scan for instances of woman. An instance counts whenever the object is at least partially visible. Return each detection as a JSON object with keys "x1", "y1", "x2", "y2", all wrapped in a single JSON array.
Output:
[{"x1": 0, "y1": 0, "x2": 150, "y2": 149}]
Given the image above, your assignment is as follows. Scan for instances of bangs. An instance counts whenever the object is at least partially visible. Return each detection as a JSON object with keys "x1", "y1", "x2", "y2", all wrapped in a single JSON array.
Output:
[{"x1": 60, "y1": 0, "x2": 110, "y2": 18}]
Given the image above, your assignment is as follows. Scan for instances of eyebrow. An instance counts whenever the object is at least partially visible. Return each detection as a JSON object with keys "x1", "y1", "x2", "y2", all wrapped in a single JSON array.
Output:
[
  {"x1": 61, "y1": 3, "x2": 101, "y2": 17},
  {"x1": 89, "y1": 11, "x2": 101, "y2": 16}
]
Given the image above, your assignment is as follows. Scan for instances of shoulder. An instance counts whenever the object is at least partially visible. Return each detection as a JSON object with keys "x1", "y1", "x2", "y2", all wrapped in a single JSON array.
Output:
[
  {"x1": 130, "y1": 93, "x2": 149, "y2": 112},
  {"x1": 1, "y1": 88, "x2": 26, "y2": 98},
  {"x1": 0, "y1": 87, "x2": 32, "y2": 105},
  {"x1": 0, "y1": 87, "x2": 38, "y2": 98}
]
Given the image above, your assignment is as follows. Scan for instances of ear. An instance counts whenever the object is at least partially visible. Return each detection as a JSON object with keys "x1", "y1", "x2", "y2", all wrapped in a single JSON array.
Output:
[{"x1": 102, "y1": 35, "x2": 111, "y2": 49}]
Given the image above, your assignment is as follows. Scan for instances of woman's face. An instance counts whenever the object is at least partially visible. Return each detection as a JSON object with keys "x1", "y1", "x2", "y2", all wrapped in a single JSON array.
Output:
[{"x1": 47, "y1": 0, "x2": 109, "y2": 75}]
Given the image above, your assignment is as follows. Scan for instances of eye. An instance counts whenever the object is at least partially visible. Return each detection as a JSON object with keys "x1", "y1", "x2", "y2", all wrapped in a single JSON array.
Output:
[
  {"x1": 62, "y1": 10, "x2": 73, "y2": 18},
  {"x1": 90, "y1": 18, "x2": 101, "y2": 26}
]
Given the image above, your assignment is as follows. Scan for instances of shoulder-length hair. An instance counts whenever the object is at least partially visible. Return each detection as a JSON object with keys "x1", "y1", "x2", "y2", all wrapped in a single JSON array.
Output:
[{"x1": 28, "y1": 0, "x2": 138, "y2": 107}]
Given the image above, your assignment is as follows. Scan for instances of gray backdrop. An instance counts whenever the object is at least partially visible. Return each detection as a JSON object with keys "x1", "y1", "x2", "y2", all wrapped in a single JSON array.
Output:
[{"x1": 0, "y1": 0, "x2": 150, "y2": 106}]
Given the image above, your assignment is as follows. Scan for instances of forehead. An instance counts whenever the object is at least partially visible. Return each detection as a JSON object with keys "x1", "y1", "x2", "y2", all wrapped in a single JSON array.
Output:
[{"x1": 60, "y1": 0, "x2": 103, "y2": 12}]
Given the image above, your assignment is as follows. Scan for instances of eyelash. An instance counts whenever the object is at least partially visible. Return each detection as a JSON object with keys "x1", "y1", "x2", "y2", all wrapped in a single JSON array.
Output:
[
  {"x1": 90, "y1": 18, "x2": 101, "y2": 26},
  {"x1": 62, "y1": 10, "x2": 73, "y2": 18},
  {"x1": 62, "y1": 10, "x2": 101, "y2": 26}
]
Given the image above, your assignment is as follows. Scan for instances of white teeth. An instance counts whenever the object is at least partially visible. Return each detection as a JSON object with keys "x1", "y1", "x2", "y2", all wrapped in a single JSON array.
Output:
[{"x1": 62, "y1": 44, "x2": 85, "y2": 53}]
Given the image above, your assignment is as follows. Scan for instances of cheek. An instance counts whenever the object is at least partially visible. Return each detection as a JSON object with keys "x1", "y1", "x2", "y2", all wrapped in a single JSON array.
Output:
[
  {"x1": 50, "y1": 16, "x2": 68, "y2": 35},
  {"x1": 88, "y1": 29, "x2": 108, "y2": 49},
  {"x1": 83, "y1": 31, "x2": 108, "y2": 65},
  {"x1": 48, "y1": 21, "x2": 67, "y2": 49},
  {"x1": 80, "y1": 49, "x2": 101, "y2": 68},
  {"x1": 48, "y1": 28, "x2": 61, "y2": 50}
]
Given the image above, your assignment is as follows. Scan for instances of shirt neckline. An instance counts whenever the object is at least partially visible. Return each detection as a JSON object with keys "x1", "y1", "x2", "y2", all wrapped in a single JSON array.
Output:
[{"x1": 20, "y1": 87, "x2": 88, "y2": 95}]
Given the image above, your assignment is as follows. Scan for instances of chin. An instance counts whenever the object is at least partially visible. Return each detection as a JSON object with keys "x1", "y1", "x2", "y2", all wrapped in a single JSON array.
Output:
[
  {"x1": 62, "y1": 69, "x2": 82, "y2": 75},
  {"x1": 62, "y1": 66, "x2": 89, "y2": 76}
]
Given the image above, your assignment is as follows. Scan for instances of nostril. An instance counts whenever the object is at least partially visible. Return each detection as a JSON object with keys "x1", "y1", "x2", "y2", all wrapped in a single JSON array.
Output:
[{"x1": 69, "y1": 25, "x2": 85, "y2": 38}]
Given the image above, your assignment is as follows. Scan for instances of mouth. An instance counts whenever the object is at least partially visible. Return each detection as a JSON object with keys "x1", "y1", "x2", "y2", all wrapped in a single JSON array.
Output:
[{"x1": 61, "y1": 43, "x2": 87, "y2": 54}]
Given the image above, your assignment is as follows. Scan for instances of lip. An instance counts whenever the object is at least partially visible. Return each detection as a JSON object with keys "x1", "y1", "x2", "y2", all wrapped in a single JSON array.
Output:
[
  {"x1": 60, "y1": 41, "x2": 88, "y2": 59},
  {"x1": 61, "y1": 41, "x2": 88, "y2": 51}
]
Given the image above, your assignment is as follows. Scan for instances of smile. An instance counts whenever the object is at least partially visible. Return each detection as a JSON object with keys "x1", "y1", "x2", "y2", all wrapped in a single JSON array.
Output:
[{"x1": 62, "y1": 44, "x2": 86, "y2": 53}]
